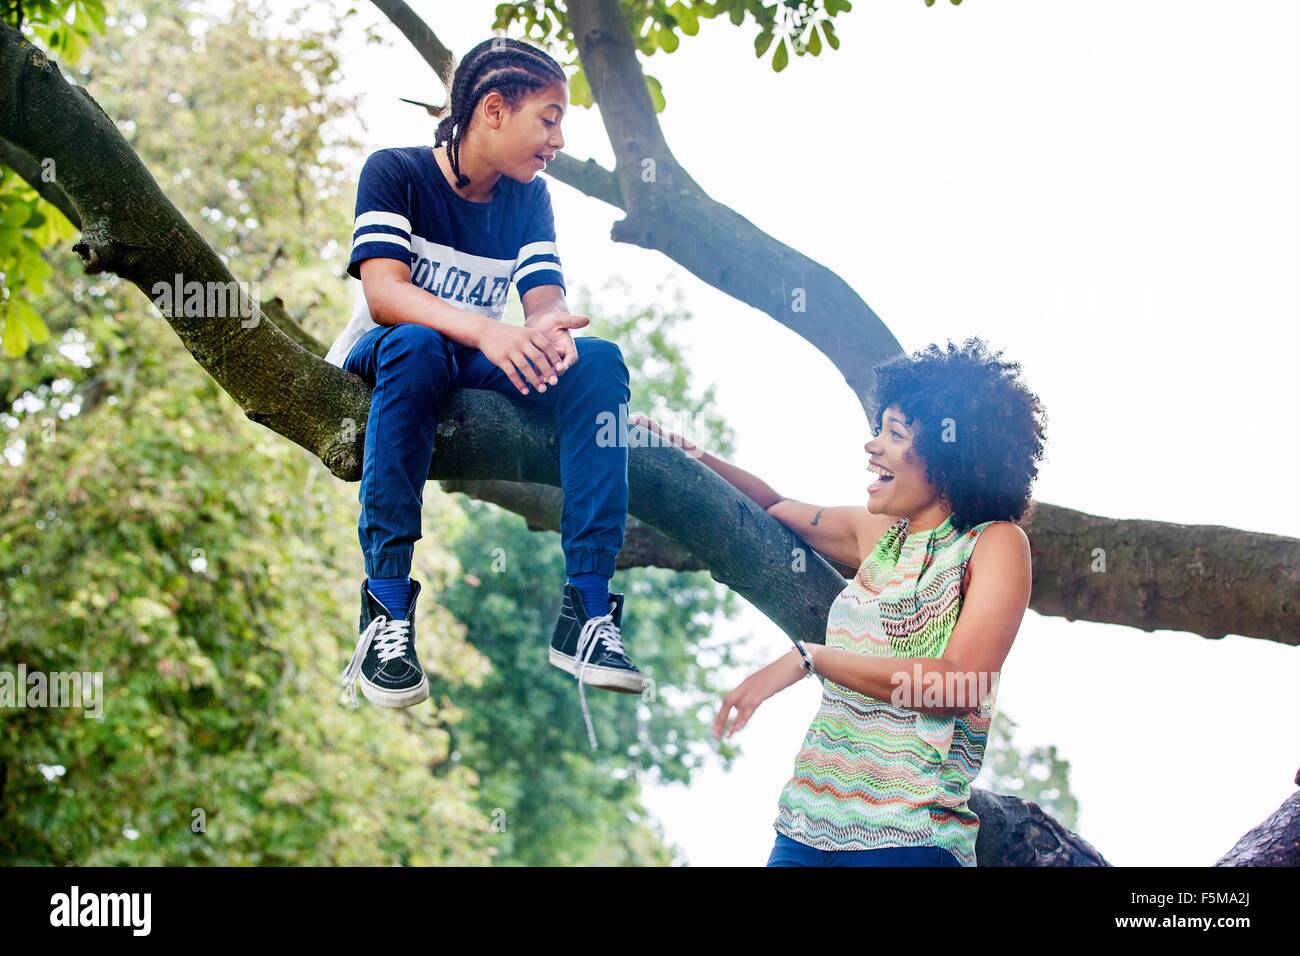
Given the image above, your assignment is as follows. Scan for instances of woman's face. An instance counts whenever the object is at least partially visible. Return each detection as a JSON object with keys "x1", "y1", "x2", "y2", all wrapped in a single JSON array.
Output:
[
  {"x1": 863, "y1": 403, "x2": 939, "y2": 515},
  {"x1": 495, "y1": 80, "x2": 568, "y2": 182}
]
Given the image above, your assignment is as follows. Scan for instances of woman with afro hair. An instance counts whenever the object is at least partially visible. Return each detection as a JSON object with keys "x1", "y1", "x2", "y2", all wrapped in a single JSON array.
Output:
[{"x1": 635, "y1": 337, "x2": 1046, "y2": 866}]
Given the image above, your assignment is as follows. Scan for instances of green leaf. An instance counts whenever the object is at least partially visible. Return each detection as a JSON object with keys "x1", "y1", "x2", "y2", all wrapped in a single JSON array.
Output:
[
  {"x1": 660, "y1": 27, "x2": 680, "y2": 54},
  {"x1": 807, "y1": 23, "x2": 822, "y2": 56},
  {"x1": 645, "y1": 74, "x2": 666, "y2": 113},
  {"x1": 729, "y1": 3, "x2": 745, "y2": 26},
  {"x1": 10, "y1": 297, "x2": 49, "y2": 346},
  {"x1": 2, "y1": 309, "x2": 30, "y2": 357},
  {"x1": 672, "y1": 2, "x2": 700, "y2": 35},
  {"x1": 822, "y1": 20, "x2": 840, "y2": 50},
  {"x1": 21, "y1": 246, "x2": 54, "y2": 296},
  {"x1": 80, "y1": 0, "x2": 109, "y2": 34},
  {"x1": 772, "y1": 39, "x2": 789, "y2": 73},
  {"x1": 568, "y1": 67, "x2": 593, "y2": 109},
  {"x1": 3, "y1": 200, "x2": 31, "y2": 227},
  {"x1": 754, "y1": 29, "x2": 774, "y2": 58}
]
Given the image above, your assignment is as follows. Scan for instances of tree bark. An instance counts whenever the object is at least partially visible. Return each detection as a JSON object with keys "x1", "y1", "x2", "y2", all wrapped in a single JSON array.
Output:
[{"x1": 1214, "y1": 789, "x2": 1300, "y2": 867}]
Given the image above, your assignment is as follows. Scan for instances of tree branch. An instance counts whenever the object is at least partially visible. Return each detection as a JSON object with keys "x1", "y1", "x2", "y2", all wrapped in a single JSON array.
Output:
[
  {"x1": 261, "y1": 296, "x2": 327, "y2": 358},
  {"x1": 1214, "y1": 787, "x2": 1300, "y2": 866},
  {"x1": 439, "y1": 477, "x2": 705, "y2": 571}
]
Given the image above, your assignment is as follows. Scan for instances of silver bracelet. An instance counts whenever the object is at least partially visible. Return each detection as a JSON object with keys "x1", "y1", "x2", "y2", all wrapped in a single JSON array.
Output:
[{"x1": 793, "y1": 639, "x2": 816, "y2": 678}]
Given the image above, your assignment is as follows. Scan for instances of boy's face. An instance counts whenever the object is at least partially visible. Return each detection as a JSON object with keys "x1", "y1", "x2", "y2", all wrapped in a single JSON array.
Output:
[{"x1": 495, "y1": 80, "x2": 568, "y2": 182}]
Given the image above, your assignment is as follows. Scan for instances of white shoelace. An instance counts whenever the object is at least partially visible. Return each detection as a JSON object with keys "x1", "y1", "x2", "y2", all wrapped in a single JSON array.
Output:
[
  {"x1": 574, "y1": 606, "x2": 628, "y2": 751},
  {"x1": 339, "y1": 614, "x2": 412, "y2": 707}
]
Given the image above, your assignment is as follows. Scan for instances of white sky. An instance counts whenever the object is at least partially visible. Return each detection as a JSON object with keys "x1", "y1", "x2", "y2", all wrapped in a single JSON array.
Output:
[{"x1": 322, "y1": 0, "x2": 1299, "y2": 866}]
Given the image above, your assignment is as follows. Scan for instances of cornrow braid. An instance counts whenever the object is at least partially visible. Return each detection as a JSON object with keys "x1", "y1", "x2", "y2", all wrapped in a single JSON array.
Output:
[{"x1": 434, "y1": 36, "x2": 567, "y2": 189}]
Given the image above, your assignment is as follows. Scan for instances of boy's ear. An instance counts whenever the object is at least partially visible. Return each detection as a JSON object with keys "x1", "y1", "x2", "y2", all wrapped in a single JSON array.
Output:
[{"x1": 481, "y1": 90, "x2": 507, "y2": 128}]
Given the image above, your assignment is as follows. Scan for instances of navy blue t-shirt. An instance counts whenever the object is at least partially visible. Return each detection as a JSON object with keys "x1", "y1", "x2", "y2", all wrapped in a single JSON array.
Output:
[{"x1": 325, "y1": 145, "x2": 566, "y2": 367}]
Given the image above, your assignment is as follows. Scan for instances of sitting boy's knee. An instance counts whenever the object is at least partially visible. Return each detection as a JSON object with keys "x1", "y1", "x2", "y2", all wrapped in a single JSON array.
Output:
[{"x1": 576, "y1": 336, "x2": 626, "y2": 369}]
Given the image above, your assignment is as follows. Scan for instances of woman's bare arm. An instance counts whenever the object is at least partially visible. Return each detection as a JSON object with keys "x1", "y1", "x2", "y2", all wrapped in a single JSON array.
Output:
[{"x1": 629, "y1": 415, "x2": 894, "y2": 569}]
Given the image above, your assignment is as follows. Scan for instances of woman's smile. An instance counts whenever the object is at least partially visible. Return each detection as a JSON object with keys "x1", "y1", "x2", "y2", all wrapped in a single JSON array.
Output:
[{"x1": 867, "y1": 460, "x2": 895, "y2": 495}]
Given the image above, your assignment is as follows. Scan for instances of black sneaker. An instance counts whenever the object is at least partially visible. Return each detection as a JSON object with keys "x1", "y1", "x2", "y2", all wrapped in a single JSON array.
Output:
[
  {"x1": 549, "y1": 583, "x2": 645, "y2": 750},
  {"x1": 339, "y1": 578, "x2": 429, "y2": 709}
]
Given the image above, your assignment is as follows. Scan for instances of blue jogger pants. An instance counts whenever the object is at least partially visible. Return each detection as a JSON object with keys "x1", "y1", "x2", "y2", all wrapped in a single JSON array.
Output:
[{"x1": 342, "y1": 322, "x2": 630, "y2": 581}]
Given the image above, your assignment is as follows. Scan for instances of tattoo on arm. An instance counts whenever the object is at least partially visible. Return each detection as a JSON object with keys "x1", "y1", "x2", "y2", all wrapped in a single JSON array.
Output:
[{"x1": 810, "y1": 508, "x2": 825, "y2": 526}]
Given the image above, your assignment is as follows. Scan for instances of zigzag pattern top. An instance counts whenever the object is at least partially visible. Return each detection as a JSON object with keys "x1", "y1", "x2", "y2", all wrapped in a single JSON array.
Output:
[{"x1": 774, "y1": 513, "x2": 1003, "y2": 866}]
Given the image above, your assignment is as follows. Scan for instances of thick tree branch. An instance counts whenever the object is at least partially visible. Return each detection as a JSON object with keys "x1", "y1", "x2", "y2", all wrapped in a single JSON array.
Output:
[
  {"x1": 970, "y1": 790, "x2": 1111, "y2": 866},
  {"x1": 368, "y1": 0, "x2": 455, "y2": 83},
  {"x1": 439, "y1": 477, "x2": 705, "y2": 571},
  {"x1": 545, "y1": 152, "x2": 624, "y2": 208},
  {"x1": 567, "y1": 0, "x2": 902, "y2": 412},
  {"x1": 1214, "y1": 787, "x2": 1300, "y2": 866},
  {"x1": 261, "y1": 296, "x2": 326, "y2": 358}
]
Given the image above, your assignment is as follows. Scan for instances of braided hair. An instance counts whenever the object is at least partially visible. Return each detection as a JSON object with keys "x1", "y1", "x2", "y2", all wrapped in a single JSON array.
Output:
[{"x1": 435, "y1": 36, "x2": 567, "y2": 189}]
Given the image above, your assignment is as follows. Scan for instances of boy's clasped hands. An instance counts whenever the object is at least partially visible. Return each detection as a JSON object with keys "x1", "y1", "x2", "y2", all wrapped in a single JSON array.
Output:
[{"x1": 478, "y1": 311, "x2": 590, "y2": 396}]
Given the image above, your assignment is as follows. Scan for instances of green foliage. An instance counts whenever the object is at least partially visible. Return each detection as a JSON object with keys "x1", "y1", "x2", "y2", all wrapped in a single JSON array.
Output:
[
  {"x1": 491, "y1": 1, "x2": 859, "y2": 91},
  {"x1": 0, "y1": 309, "x2": 491, "y2": 864},
  {"x1": 7, "y1": 0, "x2": 108, "y2": 65}
]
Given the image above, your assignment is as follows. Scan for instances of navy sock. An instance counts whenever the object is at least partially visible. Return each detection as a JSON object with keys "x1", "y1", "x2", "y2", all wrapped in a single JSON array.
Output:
[
  {"x1": 568, "y1": 572, "x2": 611, "y2": 619},
  {"x1": 369, "y1": 575, "x2": 413, "y2": 618}
]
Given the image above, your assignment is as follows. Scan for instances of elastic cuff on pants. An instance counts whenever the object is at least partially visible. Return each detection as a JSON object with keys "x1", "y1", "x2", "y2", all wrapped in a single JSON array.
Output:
[
  {"x1": 364, "y1": 546, "x2": 414, "y2": 580},
  {"x1": 565, "y1": 549, "x2": 618, "y2": 579}
]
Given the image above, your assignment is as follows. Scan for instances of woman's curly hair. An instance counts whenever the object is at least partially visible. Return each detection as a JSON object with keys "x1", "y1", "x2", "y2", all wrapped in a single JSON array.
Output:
[{"x1": 870, "y1": 337, "x2": 1047, "y2": 535}]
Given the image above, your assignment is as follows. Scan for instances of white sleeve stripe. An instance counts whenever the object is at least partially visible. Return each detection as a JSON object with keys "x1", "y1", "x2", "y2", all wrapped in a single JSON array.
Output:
[
  {"x1": 512, "y1": 252, "x2": 559, "y2": 274},
  {"x1": 515, "y1": 240, "x2": 558, "y2": 265},
  {"x1": 512, "y1": 261, "x2": 563, "y2": 284},
  {"x1": 351, "y1": 233, "x2": 411, "y2": 253},
  {"x1": 354, "y1": 210, "x2": 412, "y2": 234}
]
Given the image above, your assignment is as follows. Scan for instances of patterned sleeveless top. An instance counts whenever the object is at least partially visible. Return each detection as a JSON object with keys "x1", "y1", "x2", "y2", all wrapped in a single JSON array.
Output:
[{"x1": 773, "y1": 513, "x2": 1004, "y2": 867}]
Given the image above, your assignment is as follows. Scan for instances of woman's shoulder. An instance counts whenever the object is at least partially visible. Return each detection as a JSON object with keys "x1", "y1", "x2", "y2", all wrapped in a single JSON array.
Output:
[{"x1": 961, "y1": 521, "x2": 1031, "y2": 594}]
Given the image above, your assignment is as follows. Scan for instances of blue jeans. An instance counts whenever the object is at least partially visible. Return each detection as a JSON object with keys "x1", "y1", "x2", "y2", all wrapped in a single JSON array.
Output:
[
  {"x1": 766, "y1": 831, "x2": 964, "y2": 867},
  {"x1": 342, "y1": 323, "x2": 630, "y2": 580}
]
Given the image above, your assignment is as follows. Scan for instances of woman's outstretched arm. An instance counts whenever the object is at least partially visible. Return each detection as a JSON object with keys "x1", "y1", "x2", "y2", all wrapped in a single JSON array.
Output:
[{"x1": 629, "y1": 414, "x2": 885, "y2": 570}]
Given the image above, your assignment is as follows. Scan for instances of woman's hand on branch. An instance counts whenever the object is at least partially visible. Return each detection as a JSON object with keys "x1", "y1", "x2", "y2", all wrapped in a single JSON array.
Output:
[{"x1": 628, "y1": 413, "x2": 700, "y2": 454}]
